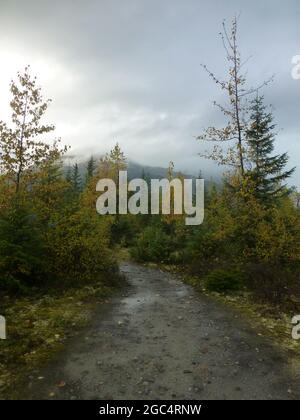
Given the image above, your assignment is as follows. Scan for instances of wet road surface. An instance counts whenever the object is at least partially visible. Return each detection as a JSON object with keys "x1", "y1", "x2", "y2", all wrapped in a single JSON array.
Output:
[{"x1": 23, "y1": 262, "x2": 300, "y2": 400}]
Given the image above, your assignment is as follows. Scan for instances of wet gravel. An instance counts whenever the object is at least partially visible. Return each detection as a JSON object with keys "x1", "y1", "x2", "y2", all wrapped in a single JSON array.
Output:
[{"x1": 23, "y1": 262, "x2": 300, "y2": 400}]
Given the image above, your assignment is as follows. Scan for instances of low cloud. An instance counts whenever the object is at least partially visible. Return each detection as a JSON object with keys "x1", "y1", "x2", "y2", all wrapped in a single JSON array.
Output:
[{"x1": 0, "y1": 0, "x2": 299, "y2": 186}]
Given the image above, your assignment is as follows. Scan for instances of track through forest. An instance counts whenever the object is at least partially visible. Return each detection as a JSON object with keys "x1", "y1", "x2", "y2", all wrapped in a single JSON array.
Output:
[{"x1": 23, "y1": 262, "x2": 300, "y2": 400}]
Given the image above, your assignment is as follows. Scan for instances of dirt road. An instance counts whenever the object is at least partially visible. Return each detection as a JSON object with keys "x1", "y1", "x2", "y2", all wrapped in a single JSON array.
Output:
[{"x1": 23, "y1": 262, "x2": 300, "y2": 400}]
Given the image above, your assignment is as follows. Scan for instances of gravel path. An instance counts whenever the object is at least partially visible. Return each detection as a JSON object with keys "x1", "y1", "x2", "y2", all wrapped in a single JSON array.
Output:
[{"x1": 24, "y1": 262, "x2": 300, "y2": 400}]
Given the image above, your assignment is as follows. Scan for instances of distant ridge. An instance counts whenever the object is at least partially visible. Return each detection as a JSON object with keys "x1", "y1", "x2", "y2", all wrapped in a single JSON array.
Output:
[{"x1": 64, "y1": 156, "x2": 196, "y2": 180}]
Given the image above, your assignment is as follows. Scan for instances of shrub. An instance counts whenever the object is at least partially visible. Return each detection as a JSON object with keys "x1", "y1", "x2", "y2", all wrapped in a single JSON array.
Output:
[
  {"x1": 204, "y1": 268, "x2": 245, "y2": 293},
  {"x1": 0, "y1": 198, "x2": 46, "y2": 292},
  {"x1": 245, "y1": 263, "x2": 299, "y2": 309},
  {"x1": 110, "y1": 215, "x2": 137, "y2": 246},
  {"x1": 46, "y1": 208, "x2": 118, "y2": 287},
  {"x1": 130, "y1": 225, "x2": 174, "y2": 262}
]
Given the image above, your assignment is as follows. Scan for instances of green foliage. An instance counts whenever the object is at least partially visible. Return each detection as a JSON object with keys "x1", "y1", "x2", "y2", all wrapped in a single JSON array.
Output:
[
  {"x1": 110, "y1": 215, "x2": 138, "y2": 246},
  {"x1": 245, "y1": 263, "x2": 299, "y2": 308},
  {"x1": 0, "y1": 198, "x2": 46, "y2": 292},
  {"x1": 70, "y1": 162, "x2": 82, "y2": 194},
  {"x1": 46, "y1": 207, "x2": 117, "y2": 287},
  {"x1": 0, "y1": 66, "x2": 67, "y2": 193},
  {"x1": 204, "y1": 268, "x2": 245, "y2": 293},
  {"x1": 0, "y1": 69, "x2": 120, "y2": 295},
  {"x1": 0, "y1": 65, "x2": 299, "y2": 316},
  {"x1": 246, "y1": 96, "x2": 295, "y2": 202},
  {"x1": 131, "y1": 225, "x2": 174, "y2": 263},
  {"x1": 85, "y1": 155, "x2": 96, "y2": 185}
]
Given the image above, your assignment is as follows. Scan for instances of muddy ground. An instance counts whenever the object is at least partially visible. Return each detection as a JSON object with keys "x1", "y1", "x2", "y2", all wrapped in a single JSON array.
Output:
[{"x1": 21, "y1": 262, "x2": 300, "y2": 400}]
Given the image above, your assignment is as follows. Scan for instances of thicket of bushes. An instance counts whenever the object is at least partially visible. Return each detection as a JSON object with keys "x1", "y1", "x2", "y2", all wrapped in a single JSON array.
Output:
[
  {"x1": 127, "y1": 176, "x2": 300, "y2": 305},
  {"x1": 0, "y1": 69, "x2": 120, "y2": 295}
]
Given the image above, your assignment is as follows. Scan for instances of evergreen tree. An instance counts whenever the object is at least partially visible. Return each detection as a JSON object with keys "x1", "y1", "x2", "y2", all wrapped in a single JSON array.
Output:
[
  {"x1": 109, "y1": 142, "x2": 127, "y2": 183},
  {"x1": 32, "y1": 159, "x2": 69, "y2": 224},
  {"x1": 97, "y1": 142, "x2": 127, "y2": 184},
  {"x1": 65, "y1": 166, "x2": 72, "y2": 183},
  {"x1": 70, "y1": 163, "x2": 82, "y2": 194},
  {"x1": 85, "y1": 155, "x2": 96, "y2": 185},
  {"x1": 246, "y1": 96, "x2": 295, "y2": 202},
  {"x1": 0, "y1": 197, "x2": 45, "y2": 291}
]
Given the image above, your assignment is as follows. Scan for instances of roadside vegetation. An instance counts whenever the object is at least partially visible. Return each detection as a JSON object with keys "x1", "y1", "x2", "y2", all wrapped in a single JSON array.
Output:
[{"x1": 0, "y1": 68, "x2": 124, "y2": 398}]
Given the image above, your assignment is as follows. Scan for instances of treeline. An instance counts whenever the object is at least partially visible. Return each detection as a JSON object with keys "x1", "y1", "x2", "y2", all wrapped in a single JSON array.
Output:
[
  {"x1": 0, "y1": 68, "x2": 123, "y2": 294},
  {"x1": 126, "y1": 19, "x2": 300, "y2": 310}
]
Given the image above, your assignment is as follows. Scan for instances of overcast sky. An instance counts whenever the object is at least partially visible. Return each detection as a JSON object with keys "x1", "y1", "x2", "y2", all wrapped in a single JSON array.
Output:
[{"x1": 0, "y1": 0, "x2": 299, "y2": 186}]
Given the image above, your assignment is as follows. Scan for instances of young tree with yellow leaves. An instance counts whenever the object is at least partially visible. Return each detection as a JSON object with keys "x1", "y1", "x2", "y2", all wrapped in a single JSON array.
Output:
[{"x1": 0, "y1": 66, "x2": 67, "y2": 193}]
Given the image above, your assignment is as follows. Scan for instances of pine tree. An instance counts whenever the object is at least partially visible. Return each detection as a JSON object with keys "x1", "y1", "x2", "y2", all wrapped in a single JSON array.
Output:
[
  {"x1": 32, "y1": 159, "x2": 69, "y2": 224},
  {"x1": 98, "y1": 142, "x2": 127, "y2": 183},
  {"x1": 0, "y1": 197, "x2": 45, "y2": 290},
  {"x1": 109, "y1": 142, "x2": 127, "y2": 182},
  {"x1": 85, "y1": 155, "x2": 96, "y2": 185},
  {"x1": 246, "y1": 95, "x2": 295, "y2": 202},
  {"x1": 65, "y1": 166, "x2": 72, "y2": 183},
  {"x1": 70, "y1": 163, "x2": 82, "y2": 194}
]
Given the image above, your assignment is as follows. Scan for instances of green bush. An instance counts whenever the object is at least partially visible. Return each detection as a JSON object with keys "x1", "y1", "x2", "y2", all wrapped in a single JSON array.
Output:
[
  {"x1": 110, "y1": 215, "x2": 137, "y2": 246},
  {"x1": 204, "y1": 268, "x2": 244, "y2": 293},
  {"x1": 45, "y1": 208, "x2": 118, "y2": 287},
  {"x1": 245, "y1": 263, "x2": 299, "y2": 308},
  {"x1": 0, "y1": 199, "x2": 46, "y2": 293},
  {"x1": 130, "y1": 225, "x2": 174, "y2": 262}
]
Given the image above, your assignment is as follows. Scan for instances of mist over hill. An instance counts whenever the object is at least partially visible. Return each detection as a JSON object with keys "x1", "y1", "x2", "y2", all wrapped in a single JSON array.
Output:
[{"x1": 63, "y1": 155, "x2": 219, "y2": 185}]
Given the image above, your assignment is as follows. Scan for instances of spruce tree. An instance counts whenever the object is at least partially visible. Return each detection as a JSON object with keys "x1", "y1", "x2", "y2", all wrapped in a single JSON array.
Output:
[
  {"x1": 0, "y1": 197, "x2": 45, "y2": 291},
  {"x1": 65, "y1": 166, "x2": 72, "y2": 185},
  {"x1": 85, "y1": 156, "x2": 96, "y2": 184},
  {"x1": 70, "y1": 163, "x2": 82, "y2": 194},
  {"x1": 246, "y1": 95, "x2": 295, "y2": 202}
]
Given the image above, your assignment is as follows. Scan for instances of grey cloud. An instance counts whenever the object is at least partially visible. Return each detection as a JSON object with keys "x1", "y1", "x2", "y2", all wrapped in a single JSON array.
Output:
[{"x1": 0, "y1": 0, "x2": 299, "y2": 186}]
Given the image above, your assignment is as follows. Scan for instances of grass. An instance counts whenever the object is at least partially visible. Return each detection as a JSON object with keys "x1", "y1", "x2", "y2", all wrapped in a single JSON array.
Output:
[{"x1": 0, "y1": 280, "x2": 122, "y2": 399}]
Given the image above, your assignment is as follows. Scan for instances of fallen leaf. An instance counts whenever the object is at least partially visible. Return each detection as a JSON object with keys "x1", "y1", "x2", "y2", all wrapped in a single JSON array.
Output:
[{"x1": 57, "y1": 380, "x2": 66, "y2": 388}]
